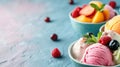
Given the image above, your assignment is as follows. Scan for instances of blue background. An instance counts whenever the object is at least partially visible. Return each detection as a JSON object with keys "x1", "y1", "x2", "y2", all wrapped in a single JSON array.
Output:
[
  {"x1": 0, "y1": 0, "x2": 119, "y2": 67},
  {"x1": 31, "y1": 0, "x2": 120, "y2": 67}
]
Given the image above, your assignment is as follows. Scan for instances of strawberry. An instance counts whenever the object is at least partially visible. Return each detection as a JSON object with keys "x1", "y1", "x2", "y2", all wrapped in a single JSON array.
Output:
[
  {"x1": 80, "y1": 5, "x2": 95, "y2": 16},
  {"x1": 71, "y1": 6, "x2": 82, "y2": 18},
  {"x1": 99, "y1": 36, "x2": 112, "y2": 45},
  {"x1": 51, "y1": 48, "x2": 61, "y2": 58},
  {"x1": 109, "y1": 1, "x2": 116, "y2": 8}
]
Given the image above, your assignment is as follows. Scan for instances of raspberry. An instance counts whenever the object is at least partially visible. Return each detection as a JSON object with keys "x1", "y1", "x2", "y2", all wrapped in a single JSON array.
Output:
[
  {"x1": 109, "y1": 1, "x2": 116, "y2": 8},
  {"x1": 44, "y1": 17, "x2": 50, "y2": 22},
  {"x1": 71, "y1": 7, "x2": 81, "y2": 18},
  {"x1": 50, "y1": 33, "x2": 58, "y2": 41},
  {"x1": 51, "y1": 48, "x2": 61, "y2": 58},
  {"x1": 99, "y1": 36, "x2": 112, "y2": 45}
]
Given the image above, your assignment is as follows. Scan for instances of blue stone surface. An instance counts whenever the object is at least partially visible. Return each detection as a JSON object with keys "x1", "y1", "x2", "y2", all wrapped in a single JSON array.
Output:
[{"x1": 0, "y1": 0, "x2": 119, "y2": 67}]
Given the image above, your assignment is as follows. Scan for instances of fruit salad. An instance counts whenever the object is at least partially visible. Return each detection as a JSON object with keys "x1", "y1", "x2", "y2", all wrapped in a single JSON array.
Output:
[
  {"x1": 71, "y1": 1, "x2": 116, "y2": 23},
  {"x1": 71, "y1": 30, "x2": 120, "y2": 66}
]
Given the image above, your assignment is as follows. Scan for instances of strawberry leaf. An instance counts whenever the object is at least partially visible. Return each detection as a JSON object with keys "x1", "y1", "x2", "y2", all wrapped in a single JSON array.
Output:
[{"x1": 90, "y1": 3, "x2": 100, "y2": 11}]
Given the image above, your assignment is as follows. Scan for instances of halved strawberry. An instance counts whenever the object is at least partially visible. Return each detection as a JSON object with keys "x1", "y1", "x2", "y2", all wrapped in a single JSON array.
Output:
[
  {"x1": 71, "y1": 6, "x2": 82, "y2": 18},
  {"x1": 80, "y1": 5, "x2": 95, "y2": 16}
]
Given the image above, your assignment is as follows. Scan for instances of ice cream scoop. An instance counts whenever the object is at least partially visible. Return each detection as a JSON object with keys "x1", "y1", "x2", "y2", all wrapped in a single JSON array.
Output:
[
  {"x1": 105, "y1": 15, "x2": 120, "y2": 34},
  {"x1": 113, "y1": 47, "x2": 120, "y2": 65},
  {"x1": 72, "y1": 37, "x2": 89, "y2": 60},
  {"x1": 104, "y1": 5, "x2": 116, "y2": 19},
  {"x1": 81, "y1": 43, "x2": 114, "y2": 66}
]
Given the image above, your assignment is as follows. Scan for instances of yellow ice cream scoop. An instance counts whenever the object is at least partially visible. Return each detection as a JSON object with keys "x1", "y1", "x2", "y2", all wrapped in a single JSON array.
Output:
[
  {"x1": 105, "y1": 15, "x2": 120, "y2": 34},
  {"x1": 113, "y1": 47, "x2": 120, "y2": 64}
]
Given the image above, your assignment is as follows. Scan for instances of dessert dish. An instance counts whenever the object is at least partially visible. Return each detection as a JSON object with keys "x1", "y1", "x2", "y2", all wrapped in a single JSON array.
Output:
[
  {"x1": 69, "y1": 1, "x2": 117, "y2": 37},
  {"x1": 69, "y1": 31, "x2": 120, "y2": 66},
  {"x1": 69, "y1": 15, "x2": 120, "y2": 66},
  {"x1": 71, "y1": 1, "x2": 116, "y2": 23}
]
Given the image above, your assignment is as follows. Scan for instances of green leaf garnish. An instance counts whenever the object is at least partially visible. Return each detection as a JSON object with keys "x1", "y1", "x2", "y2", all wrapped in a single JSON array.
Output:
[
  {"x1": 90, "y1": 3, "x2": 105, "y2": 12},
  {"x1": 83, "y1": 35, "x2": 90, "y2": 38},
  {"x1": 83, "y1": 32, "x2": 103, "y2": 44},
  {"x1": 97, "y1": 32, "x2": 102, "y2": 41},
  {"x1": 99, "y1": 4, "x2": 105, "y2": 12},
  {"x1": 85, "y1": 38, "x2": 96, "y2": 44},
  {"x1": 90, "y1": 3, "x2": 100, "y2": 11},
  {"x1": 91, "y1": 35, "x2": 97, "y2": 42}
]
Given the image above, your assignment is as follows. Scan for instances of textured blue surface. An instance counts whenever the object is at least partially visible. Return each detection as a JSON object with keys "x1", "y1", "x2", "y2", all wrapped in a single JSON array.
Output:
[{"x1": 0, "y1": 0, "x2": 119, "y2": 67}]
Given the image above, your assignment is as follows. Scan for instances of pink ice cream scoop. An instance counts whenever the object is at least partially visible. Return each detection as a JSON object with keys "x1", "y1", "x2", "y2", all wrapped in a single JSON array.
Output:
[
  {"x1": 104, "y1": 5, "x2": 115, "y2": 19},
  {"x1": 81, "y1": 43, "x2": 114, "y2": 66}
]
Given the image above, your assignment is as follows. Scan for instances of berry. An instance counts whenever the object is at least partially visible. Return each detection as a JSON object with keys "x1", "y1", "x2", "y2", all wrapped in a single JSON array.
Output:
[
  {"x1": 50, "y1": 33, "x2": 58, "y2": 41},
  {"x1": 99, "y1": 36, "x2": 112, "y2": 45},
  {"x1": 108, "y1": 40, "x2": 120, "y2": 51},
  {"x1": 71, "y1": 7, "x2": 82, "y2": 18},
  {"x1": 79, "y1": 5, "x2": 95, "y2": 16},
  {"x1": 51, "y1": 48, "x2": 61, "y2": 58},
  {"x1": 109, "y1": 1, "x2": 116, "y2": 8},
  {"x1": 44, "y1": 17, "x2": 50, "y2": 22},
  {"x1": 69, "y1": 0, "x2": 74, "y2": 5}
]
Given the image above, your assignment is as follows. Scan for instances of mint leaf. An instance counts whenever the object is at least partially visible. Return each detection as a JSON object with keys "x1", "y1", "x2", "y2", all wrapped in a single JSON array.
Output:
[
  {"x1": 90, "y1": 3, "x2": 100, "y2": 11},
  {"x1": 97, "y1": 32, "x2": 102, "y2": 41},
  {"x1": 99, "y1": 4, "x2": 105, "y2": 12},
  {"x1": 90, "y1": 3, "x2": 105, "y2": 12},
  {"x1": 91, "y1": 35, "x2": 97, "y2": 42},
  {"x1": 83, "y1": 35, "x2": 89, "y2": 38},
  {"x1": 83, "y1": 32, "x2": 103, "y2": 44},
  {"x1": 85, "y1": 38, "x2": 96, "y2": 44},
  {"x1": 84, "y1": 34, "x2": 97, "y2": 44}
]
